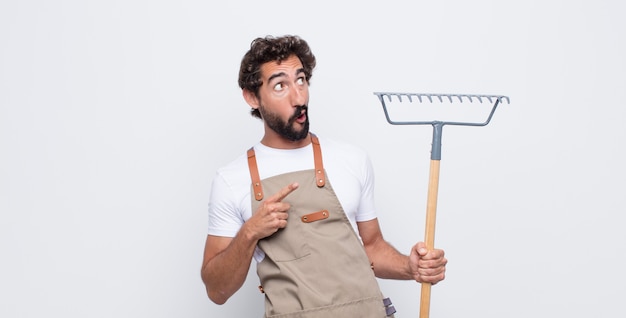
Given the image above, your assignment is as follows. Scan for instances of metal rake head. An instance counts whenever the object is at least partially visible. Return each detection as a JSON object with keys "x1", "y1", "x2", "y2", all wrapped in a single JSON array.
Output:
[{"x1": 373, "y1": 92, "x2": 510, "y2": 127}]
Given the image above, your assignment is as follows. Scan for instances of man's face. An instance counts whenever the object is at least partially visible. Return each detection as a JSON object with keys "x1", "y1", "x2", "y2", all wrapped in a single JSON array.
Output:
[{"x1": 255, "y1": 54, "x2": 310, "y2": 142}]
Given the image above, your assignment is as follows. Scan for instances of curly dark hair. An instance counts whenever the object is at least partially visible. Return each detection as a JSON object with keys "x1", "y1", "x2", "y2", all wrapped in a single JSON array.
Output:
[{"x1": 238, "y1": 35, "x2": 317, "y2": 118}]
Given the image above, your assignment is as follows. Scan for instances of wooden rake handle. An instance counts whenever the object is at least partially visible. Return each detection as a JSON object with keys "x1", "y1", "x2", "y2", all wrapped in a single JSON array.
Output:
[
  {"x1": 419, "y1": 122, "x2": 444, "y2": 318},
  {"x1": 419, "y1": 159, "x2": 440, "y2": 318}
]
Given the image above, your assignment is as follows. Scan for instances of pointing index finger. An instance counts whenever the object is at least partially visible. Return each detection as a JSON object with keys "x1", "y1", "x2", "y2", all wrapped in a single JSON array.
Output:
[{"x1": 267, "y1": 182, "x2": 299, "y2": 203}]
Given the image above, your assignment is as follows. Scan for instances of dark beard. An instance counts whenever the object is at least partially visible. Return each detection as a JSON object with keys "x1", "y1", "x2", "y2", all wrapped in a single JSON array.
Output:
[{"x1": 260, "y1": 105, "x2": 309, "y2": 141}]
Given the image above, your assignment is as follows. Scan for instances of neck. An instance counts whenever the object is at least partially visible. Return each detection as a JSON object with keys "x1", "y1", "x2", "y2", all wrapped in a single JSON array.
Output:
[{"x1": 260, "y1": 131, "x2": 311, "y2": 149}]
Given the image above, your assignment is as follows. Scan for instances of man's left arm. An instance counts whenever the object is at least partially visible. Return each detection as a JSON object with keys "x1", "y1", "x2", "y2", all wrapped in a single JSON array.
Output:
[{"x1": 357, "y1": 218, "x2": 447, "y2": 284}]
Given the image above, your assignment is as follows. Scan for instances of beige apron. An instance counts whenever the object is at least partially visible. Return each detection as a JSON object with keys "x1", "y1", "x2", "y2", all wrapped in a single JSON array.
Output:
[{"x1": 248, "y1": 135, "x2": 395, "y2": 318}]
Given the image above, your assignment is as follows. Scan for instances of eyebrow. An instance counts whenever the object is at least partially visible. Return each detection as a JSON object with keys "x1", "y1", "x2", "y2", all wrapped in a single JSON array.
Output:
[{"x1": 267, "y1": 68, "x2": 306, "y2": 83}]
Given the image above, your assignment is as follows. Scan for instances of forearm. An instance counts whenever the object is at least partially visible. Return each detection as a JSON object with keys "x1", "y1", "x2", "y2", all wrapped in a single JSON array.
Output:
[
  {"x1": 201, "y1": 226, "x2": 258, "y2": 304},
  {"x1": 365, "y1": 238, "x2": 413, "y2": 280}
]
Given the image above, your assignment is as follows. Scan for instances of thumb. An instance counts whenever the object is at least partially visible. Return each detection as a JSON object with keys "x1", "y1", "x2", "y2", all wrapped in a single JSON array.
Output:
[{"x1": 414, "y1": 242, "x2": 429, "y2": 256}]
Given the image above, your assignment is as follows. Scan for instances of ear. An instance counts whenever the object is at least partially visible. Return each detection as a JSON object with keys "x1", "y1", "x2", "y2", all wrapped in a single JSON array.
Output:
[{"x1": 242, "y1": 89, "x2": 260, "y2": 109}]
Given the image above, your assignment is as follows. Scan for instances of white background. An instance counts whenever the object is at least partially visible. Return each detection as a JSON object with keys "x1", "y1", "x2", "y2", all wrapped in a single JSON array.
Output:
[{"x1": 1, "y1": 0, "x2": 625, "y2": 317}]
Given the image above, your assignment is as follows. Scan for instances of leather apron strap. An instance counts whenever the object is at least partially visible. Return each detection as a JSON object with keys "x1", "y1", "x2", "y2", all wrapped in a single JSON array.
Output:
[
  {"x1": 247, "y1": 148, "x2": 264, "y2": 201},
  {"x1": 310, "y1": 134, "x2": 326, "y2": 188}
]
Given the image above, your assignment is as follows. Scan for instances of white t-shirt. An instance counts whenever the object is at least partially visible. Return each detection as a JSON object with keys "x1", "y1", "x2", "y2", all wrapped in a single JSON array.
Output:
[{"x1": 207, "y1": 135, "x2": 378, "y2": 261}]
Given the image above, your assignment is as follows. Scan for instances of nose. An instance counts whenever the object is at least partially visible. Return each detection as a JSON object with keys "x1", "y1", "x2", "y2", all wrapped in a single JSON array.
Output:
[{"x1": 291, "y1": 84, "x2": 307, "y2": 106}]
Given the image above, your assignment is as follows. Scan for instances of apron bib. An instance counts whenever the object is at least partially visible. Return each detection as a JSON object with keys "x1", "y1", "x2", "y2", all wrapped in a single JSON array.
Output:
[{"x1": 248, "y1": 135, "x2": 394, "y2": 318}]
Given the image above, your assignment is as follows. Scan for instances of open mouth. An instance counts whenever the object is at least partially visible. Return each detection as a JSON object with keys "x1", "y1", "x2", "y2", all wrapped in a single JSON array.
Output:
[
  {"x1": 291, "y1": 105, "x2": 308, "y2": 124},
  {"x1": 296, "y1": 110, "x2": 307, "y2": 123}
]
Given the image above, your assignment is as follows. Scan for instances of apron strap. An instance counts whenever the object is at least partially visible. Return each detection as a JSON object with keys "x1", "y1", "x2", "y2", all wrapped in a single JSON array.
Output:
[
  {"x1": 247, "y1": 133, "x2": 326, "y2": 202},
  {"x1": 247, "y1": 148, "x2": 264, "y2": 201},
  {"x1": 310, "y1": 133, "x2": 326, "y2": 188}
]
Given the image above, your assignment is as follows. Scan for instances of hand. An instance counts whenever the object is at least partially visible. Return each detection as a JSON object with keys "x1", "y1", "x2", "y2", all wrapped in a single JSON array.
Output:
[
  {"x1": 245, "y1": 182, "x2": 299, "y2": 240},
  {"x1": 409, "y1": 242, "x2": 447, "y2": 284}
]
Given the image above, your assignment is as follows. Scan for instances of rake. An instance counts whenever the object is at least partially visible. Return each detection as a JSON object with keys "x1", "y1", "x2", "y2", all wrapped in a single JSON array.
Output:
[{"x1": 373, "y1": 92, "x2": 510, "y2": 318}]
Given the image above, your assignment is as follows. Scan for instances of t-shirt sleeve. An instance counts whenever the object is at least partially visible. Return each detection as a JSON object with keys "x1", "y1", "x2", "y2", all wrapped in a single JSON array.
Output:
[
  {"x1": 355, "y1": 151, "x2": 378, "y2": 222},
  {"x1": 207, "y1": 171, "x2": 244, "y2": 237}
]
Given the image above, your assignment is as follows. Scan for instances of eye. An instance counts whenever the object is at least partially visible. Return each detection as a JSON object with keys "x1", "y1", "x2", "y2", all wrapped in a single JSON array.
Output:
[
  {"x1": 296, "y1": 77, "x2": 305, "y2": 85},
  {"x1": 273, "y1": 82, "x2": 284, "y2": 91}
]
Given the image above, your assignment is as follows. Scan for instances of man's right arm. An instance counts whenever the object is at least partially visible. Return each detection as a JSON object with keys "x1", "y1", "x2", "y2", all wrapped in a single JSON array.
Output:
[{"x1": 201, "y1": 227, "x2": 258, "y2": 305}]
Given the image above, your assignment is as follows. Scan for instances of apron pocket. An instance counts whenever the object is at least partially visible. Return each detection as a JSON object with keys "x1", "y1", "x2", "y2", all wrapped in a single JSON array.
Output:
[{"x1": 260, "y1": 228, "x2": 311, "y2": 262}]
